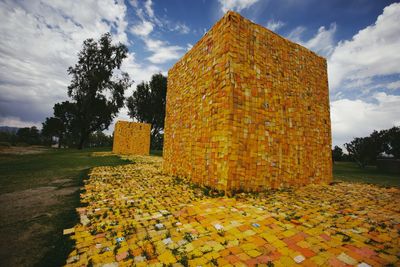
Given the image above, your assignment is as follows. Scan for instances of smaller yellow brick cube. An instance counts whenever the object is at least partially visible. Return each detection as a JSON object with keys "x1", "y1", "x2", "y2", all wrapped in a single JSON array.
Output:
[{"x1": 113, "y1": 121, "x2": 151, "y2": 155}]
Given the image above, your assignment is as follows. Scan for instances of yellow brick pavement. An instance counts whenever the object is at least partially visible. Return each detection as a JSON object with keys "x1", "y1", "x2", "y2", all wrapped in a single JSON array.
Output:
[{"x1": 64, "y1": 155, "x2": 399, "y2": 266}]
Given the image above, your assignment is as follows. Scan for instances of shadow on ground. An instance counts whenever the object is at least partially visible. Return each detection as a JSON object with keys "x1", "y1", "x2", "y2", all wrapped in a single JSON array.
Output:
[{"x1": 0, "y1": 147, "x2": 129, "y2": 267}]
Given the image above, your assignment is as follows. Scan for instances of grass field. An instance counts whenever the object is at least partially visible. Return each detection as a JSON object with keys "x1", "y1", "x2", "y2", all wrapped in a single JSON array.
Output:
[
  {"x1": 0, "y1": 147, "x2": 131, "y2": 267},
  {"x1": 333, "y1": 161, "x2": 399, "y2": 187},
  {"x1": 0, "y1": 148, "x2": 397, "y2": 266}
]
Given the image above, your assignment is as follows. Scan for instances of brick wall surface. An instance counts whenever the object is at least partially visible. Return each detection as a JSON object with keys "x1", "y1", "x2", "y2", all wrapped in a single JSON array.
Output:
[
  {"x1": 113, "y1": 121, "x2": 151, "y2": 155},
  {"x1": 163, "y1": 11, "x2": 332, "y2": 192}
]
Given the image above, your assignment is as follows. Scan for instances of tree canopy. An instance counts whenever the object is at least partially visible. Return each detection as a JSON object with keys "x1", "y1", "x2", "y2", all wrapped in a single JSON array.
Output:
[
  {"x1": 345, "y1": 137, "x2": 375, "y2": 168},
  {"x1": 345, "y1": 126, "x2": 400, "y2": 168},
  {"x1": 126, "y1": 73, "x2": 167, "y2": 150},
  {"x1": 331, "y1": 145, "x2": 344, "y2": 163},
  {"x1": 67, "y1": 33, "x2": 131, "y2": 149},
  {"x1": 42, "y1": 33, "x2": 132, "y2": 149},
  {"x1": 16, "y1": 127, "x2": 40, "y2": 145},
  {"x1": 42, "y1": 117, "x2": 64, "y2": 148},
  {"x1": 42, "y1": 101, "x2": 78, "y2": 147},
  {"x1": 385, "y1": 126, "x2": 400, "y2": 158}
]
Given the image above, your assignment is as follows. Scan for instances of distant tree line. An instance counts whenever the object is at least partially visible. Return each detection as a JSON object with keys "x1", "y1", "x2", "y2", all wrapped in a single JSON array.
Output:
[
  {"x1": 40, "y1": 33, "x2": 167, "y2": 150},
  {"x1": 0, "y1": 126, "x2": 113, "y2": 148},
  {"x1": 0, "y1": 126, "x2": 40, "y2": 146},
  {"x1": 332, "y1": 126, "x2": 400, "y2": 168}
]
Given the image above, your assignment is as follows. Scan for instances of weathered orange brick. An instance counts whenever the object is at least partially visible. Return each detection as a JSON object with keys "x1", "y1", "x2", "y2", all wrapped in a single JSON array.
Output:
[
  {"x1": 163, "y1": 11, "x2": 332, "y2": 192},
  {"x1": 112, "y1": 121, "x2": 150, "y2": 155}
]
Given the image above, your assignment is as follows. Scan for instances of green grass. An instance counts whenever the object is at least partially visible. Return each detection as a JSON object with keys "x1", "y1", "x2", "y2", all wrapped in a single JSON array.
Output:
[
  {"x1": 0, "y1": 148, "x2": 397, "y2": 266},
  {"x1": 0, "y1": 147, "x2": 130, "y2": 194},
  {"x1": 333, "y1": 161, "x2": 399, "y2": 187},
  {"x1": 0, "y1": 147, "x2": 130, "y2": 267}
]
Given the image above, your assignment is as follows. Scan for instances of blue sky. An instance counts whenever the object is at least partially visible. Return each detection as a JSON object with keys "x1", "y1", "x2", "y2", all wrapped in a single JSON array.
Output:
[{"x1": 0, "y1": 0, "x2": 399, "y2": 147}]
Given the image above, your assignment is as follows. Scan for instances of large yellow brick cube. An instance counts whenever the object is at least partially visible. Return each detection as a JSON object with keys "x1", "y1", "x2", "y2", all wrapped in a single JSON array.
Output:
[
  {"x1": 163, "y1": 11, "x2": 332, "y2": 192},
  {"x1": 113, "y1": 121, "x2": 151, "y2": 155}
]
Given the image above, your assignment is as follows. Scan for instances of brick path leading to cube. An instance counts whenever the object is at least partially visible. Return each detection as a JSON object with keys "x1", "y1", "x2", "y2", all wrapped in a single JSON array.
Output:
[{"x1": 64, "y1": 155, "x2": 399, "y2": 266}]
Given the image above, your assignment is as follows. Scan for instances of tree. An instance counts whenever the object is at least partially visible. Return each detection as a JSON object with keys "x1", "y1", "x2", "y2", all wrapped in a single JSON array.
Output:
[
  {"x1": 368, "y1": 130, "x2": 387, "y2": 164},
  {"x1": 344, "y1": 126, "x2": 400, "y2": 167},
  {"x1": 53, "y1": 101, "x2": 80, "y2": 147},
  {"x1": 16, "y1": 127, "x2": 40, "y2": 145},
  {"x1": 384, "y1": 126, "x2": 400, "y2": 158},
  {"x1": 42, "y1": 117, "x2": 65, "y2": 147},
  {"x1": 345, "y1": 137, "x2": 372, "y2": 168},
  {"x1": 87, "y1": 131, "x2": 113, "y2": 147},
  {"x1": 41, "y1": 101, "x2": 79, "y2": 147},
  {"x1": 67, "y1": 33, "x2": 132, "y2": 149},
  {"x1": 345, "y1": 134, "x2": 384, "y2": 168},
  {"x1": 126, "y1": 73, "x2": 167, "y2": 150},
  {"x1": 332, "y1": 145, "x2": 343, "y2": 163},
  {"x1": 0, "y1": 131, "x2": 17, "y2": 145}
]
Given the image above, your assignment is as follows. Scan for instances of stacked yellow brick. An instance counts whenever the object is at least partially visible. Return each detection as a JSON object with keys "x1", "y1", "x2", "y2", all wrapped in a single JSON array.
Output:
[
  {"x1": 112, "y1": 121, "x2": 150, "y2": 155},
  {"x1": 163, "y1": 11, "x2": 332, "y2": 192}
]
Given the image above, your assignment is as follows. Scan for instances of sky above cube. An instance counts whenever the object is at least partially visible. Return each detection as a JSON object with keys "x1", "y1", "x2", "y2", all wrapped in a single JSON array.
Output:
[{"x1": 0, "y1": 0, "x2": 399, "y2": 147}]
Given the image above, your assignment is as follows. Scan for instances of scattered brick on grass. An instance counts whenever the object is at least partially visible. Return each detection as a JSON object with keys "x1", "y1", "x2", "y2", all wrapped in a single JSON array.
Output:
[{"x1": 64, "y1": 155, "x2": 400, "y2": 266}]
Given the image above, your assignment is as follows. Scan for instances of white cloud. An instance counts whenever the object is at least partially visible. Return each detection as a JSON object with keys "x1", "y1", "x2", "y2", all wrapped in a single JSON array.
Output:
[
  {"x1": 129, "y1": 0, "x2": 190, "y2": 35},
  {"x1": 304, "y1": 23, "x2": 336, "y2": 56},
  {"x1": 125, "y1": 0, "x2": 191, "y2": 75},
  {"x1": 121, "y1": 53, "x2": 161, "y2": 84},
  {"x1": 0, "y1": 0, "x2": 129, "y2": 124},
  {"x1": 144, "y1": 0, "x2": 154, "y2": 18},
  {"x1": 130, "y1": 20, "x2": 153, "y2": 36},
  {"x1": 104, "y1": 106, "x2": 132, "y2": 135},
  {"x1": 173, "y1": 22, "x2": 190, "y2": 34},
  {"x1": 331, "y1": 92, "x2": 400, "y2": 146},
  {"x1": 328, "y1": 3, "x2": 400, "y2": 90},
  {"x1": 265, "y1": 19, "x2": 285, "y2": 31},
  {"x1": 340, "y1": 77, "x2": 373, "y2": 90},
  {"x1": 286, "y1": 26, "x2": 306, "y2": 42},
  {"x1": 156, "y1": 20, "x2": 191, "y2": 35},
  {"x1": 129, "y1": 0, "x2": 138, "y2": 8},
  {"x1": 143, "y1": 38, "x2": 184, "y2": 64},
  {"x1": 218, "y1": 0, "x2": 260, "y2": 13},
  {"x1": 0, "y1": 116, "x2": 41, "y2": 128},
  {"x1": 286, "y1": 23, "x2": 336, "y2": 57},
  {"x1": 108, "y1": 51, "x2": 164, "y2": 134},
  {"x1": 387, "y1": 80, "x2": 400, "y2": 90},
  {"x1": 283, "y1": 5, "x2": 400, "y2": 148}
]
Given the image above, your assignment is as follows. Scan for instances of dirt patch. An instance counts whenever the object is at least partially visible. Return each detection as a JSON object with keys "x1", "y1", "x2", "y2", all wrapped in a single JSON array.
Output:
[
  {"x1": 0, "y1": 185, "x2": 79, "y2": 266},
  {"x1": 0, "y1": 146, "x2": 49, "y2": 155},
  {"x1": 50, "y1": 178, "x2": 75, "y2": 187}
]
